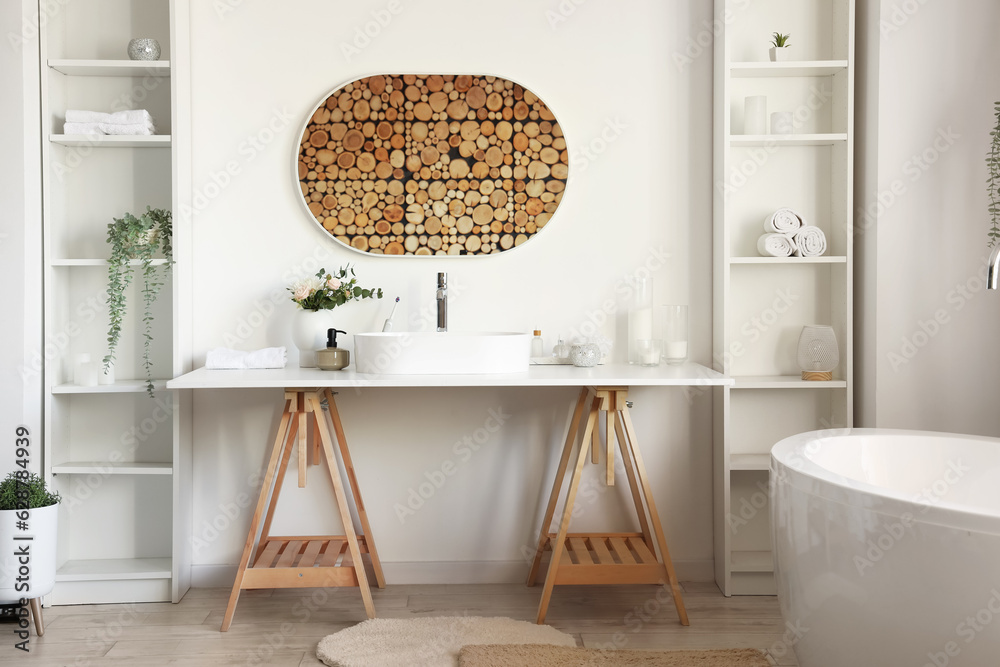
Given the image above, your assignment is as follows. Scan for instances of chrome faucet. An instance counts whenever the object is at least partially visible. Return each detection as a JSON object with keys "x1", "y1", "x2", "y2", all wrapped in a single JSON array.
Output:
[
  {"x1": 990, "y1": 246, "x2": 1000, "y2": 290},
  {"x1": 436, "y1": 272, "x2": 448, "y2": 332}
]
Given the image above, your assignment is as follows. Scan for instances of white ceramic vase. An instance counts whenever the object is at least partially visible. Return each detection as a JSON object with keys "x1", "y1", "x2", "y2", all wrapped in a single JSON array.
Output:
[
  {"x1": 291, "y1": 309, "x2": 331, "y2": 368},
  {"x1": 0, "y1": 504, "x2": 58, "y2": 603},
  {"x1": 769, "y1": 46, "x2": 791, "y2": 62}
]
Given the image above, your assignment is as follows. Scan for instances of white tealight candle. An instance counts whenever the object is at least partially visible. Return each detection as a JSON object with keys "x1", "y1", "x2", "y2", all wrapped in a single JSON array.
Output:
[{"x1": 665, "y1": 341, "x2": 688, "y2": 364}]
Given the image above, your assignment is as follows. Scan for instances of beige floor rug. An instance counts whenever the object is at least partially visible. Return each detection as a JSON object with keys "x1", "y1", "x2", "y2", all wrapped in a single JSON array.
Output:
[
  {"x1": 316, "y1": 616, "x2": 577, "y2": 667},
  {"x1": 459, "y1": 644, "x2": 770, "y2": 666}
]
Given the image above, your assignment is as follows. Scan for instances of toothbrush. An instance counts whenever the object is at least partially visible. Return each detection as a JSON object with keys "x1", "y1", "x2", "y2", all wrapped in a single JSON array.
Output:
[{"x1": 382, "y1": 297, "x2": 400, "y2": 331}]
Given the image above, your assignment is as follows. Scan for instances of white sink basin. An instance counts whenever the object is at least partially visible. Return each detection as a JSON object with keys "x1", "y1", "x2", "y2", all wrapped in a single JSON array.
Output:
[{"x1": 353, "y1": 331, "x2": 530, "y2": 375}]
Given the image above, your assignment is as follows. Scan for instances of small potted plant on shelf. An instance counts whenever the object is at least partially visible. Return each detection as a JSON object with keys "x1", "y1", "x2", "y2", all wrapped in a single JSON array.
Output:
[
  {"x1": 987, "y1": 101, "x2": 1000, "y2": 248},
  {"x1": 0, "y1": 470, "x2": 60, "y2": 636},
  {"x1": 104, "y1": 206, "x2": 173, "y2": 397},
  {"x1": 769, "y1": 32, "x2": 791, "y2": 62}
]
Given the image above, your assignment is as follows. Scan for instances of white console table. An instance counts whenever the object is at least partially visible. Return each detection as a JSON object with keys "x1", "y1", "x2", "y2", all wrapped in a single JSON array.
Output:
[{"x1": 168, "y1": 362, "x2": 731, "y2": 629}]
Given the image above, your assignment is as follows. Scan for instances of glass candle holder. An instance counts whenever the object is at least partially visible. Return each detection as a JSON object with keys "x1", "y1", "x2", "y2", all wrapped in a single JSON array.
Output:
[
  {"x1": 662, "y1": 305, "x2": 689, "y2": 365},
  {"x1": 636, "y1": 339, "x2": 661, "y2": 366},
  {"x1": 797, "y1": 325, "x2": 839, "y2": 380},
  {"x1": 628, "y1": 276, "x2": 654, "y2": 365}
]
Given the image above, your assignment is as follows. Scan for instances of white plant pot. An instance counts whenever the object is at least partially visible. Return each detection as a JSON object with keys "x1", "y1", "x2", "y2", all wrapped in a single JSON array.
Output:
[
  {"x1": 769, "y1": 47, "x2": 791, "y2": 62},
  {"x1": 0, "y1": 504, "x2": 58, "y2": 603}
]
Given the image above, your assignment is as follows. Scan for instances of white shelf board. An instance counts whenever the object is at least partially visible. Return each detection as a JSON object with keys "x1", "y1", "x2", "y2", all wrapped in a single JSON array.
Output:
[
  {"x1": 730, "y1": 454, "x2": 771, "y2": 471},
  {"x1": 730, "y1": 256, "x2": 847, "y2": 265},
  {"x1": 730, "y1": 550, "x2": 774, "y2": 573},
  {"x1": 52, "y1": 461, "x2": 172, "y2": 475},
  {"x1": 50, "y1": 258, "x2": 169, "y2": 267},
  {"x1": 730, "y1": 134, "x2": 847, "y2": 147},
  {"x1": 56, "y1": 558, "x2": 172, "y2": 582},
  {"x1": 732, "y1": 376, "x2": 848, "y2": 389},
  {"x1": 50, "y1": 134, "x2": 170, "y2": 148},
  {"x1": 730, "y1": 60, "x2": 848, "y2": 78},
  {"x1": 52, "y1": 380, "x2": 169, "y2": 394},
  {"x1": 49, "y1": 59, "x2": 170, "y2": 76}
]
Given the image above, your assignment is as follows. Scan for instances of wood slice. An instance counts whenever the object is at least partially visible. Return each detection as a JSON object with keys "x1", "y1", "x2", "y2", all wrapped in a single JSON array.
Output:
[
  {"x1": 375, "y1": 162, "x2": 394, "y2": 179},
  {"x1": 388, "y1": 90, "x2": 405, "y2": 108},
  {"x1": 428, "y1": 91, "x2": 449, "y2": 113},
  {"x1": 428, "y1": 181, "x2": 447, "y2": 200},
  {"x1": 527, "y1": 161, "x2": 550, "y2": 179},
  {"x1": 466, "y1": 86, "x2": 487, "y2": 109},
  {"x1": 456, "y1": 216, "x2": 474, "y2": 234},
  {"x1": 405, "y1": 203, "x2": 425, "y2": 223},
  {"x1": 420, "y1": 146, "x2": 440, "y2": 166},
  {"x1": 539, "y1": 147, "x2": 560, "y2": 164},
  {"x1": 425, "y1": 75, "x2": 444, "y2": 92},
  {"x1": 316, "y1": 149, "x2": 336, "y2": 166},
  {"x1": 368, "y1": 76, "x2": 386, "y2": 95},
  {"x1": 342, "y1": 129, "x2": 365, "y2": 151},
  {"x1": 322, "y1": 194, "x2": 337, "y2": 209},
  {"x1": 448, "y1": 200, "x2": 466, "y2": 217},
  {"x1": 425, "y1": 216, "x2": 443, "y2": 235},
  {"x1": 484, "y1": 146, "x2": 504, "y2": 167},
  {"x1": 383, "y1": 204, "x2": 404, "y2": 222},
  {"x1": 413, "y1": 102, "x2": 433, "y2": 121},
  {"x1": 446, "y1": 99, "x2": 469, "y2": 120},
  {"x1": 465, "y1": 236, "x2": 482, "y2": 252},
  {"x1": 512, "y1": 132, "x2": 529, "y2": 152},
  {"x1": 353, "y1": 99, "x2": 370, "y2": 121},
  {"x1": 433, "y1": 120, "x2": 450, "y2": 139},
  {"x1": 352, "y1": 236, "x2": 369, "y2": 251},
  {"x1": 550, "y1": 163, "x2": 568, "y2": 179},
  {"x1": 404, "y1": 235, "x2": 420, "y2": 252},
  {"x1": 513, "y1": 101, "x2": 530, "y2": 120},
  {"x1": 460, "y1": 120, "x2": 480, "y2": 141},
  {"x1": 405, "y1": 154, "x2": 422, "y2": 172},
  {"x1": 449, "y1": 159, "x2": 470, "y2": 179},
  {"x1": 486, "y1": 92, "x2": 504, "y2": 111},
  {"x1": 525, "y1": 180, "x2": 545, "y2": 197},
  {"x1": 404, "y1": 85, "x2": 421, "y2": 102},
  {"x1": 411, "y1": 122, "x2": 429, "y2": 142},
  {"x1": 310, "y1": 129, "x2": 329, "y2": 147},
  {"x1": 454, "y1": 75, "x2": 472, "y2": 92},
  {"x1": 489, "y1": 190, "x2": 508, "y2": 208},
  {"x1": 427, "y1": 234, "x2": 443, "y2": 250},
  {"x1": 356, "y1": 153, "x2": 376, "y2": 172},
  {"x1": 337, "y1": 153, "x2": 355, "y2": 169},
  {"x1": 472, "y1": 204, "x2": 494, "y2": 226},
  {"x1": 525, "y1": 198, "x2": 544, "y2": 216}
]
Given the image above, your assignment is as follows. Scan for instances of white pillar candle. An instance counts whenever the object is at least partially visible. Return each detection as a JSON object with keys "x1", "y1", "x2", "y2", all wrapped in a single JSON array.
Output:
[{"x1": 744, "y1": 96, "x2": 767, "y2": 135}]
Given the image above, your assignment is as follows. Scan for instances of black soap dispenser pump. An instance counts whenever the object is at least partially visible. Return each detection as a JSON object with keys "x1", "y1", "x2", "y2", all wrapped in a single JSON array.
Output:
[{"x1": 316, "y1": 328, "x2": 350, "y2": 371}]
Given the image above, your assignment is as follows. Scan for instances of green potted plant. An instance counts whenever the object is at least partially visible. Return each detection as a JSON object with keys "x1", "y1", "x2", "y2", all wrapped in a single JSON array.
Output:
[
  {"x1": 769, "y1": 32, "x2": 791, "y2": 62},
  {"x1": 104, "y1": 207, "x2": 173, "y2": 397},
  {"x1": 0, "y1": 471, "x2": 59, "y2": 629},
  {"x1": 987, "y1": 101, "x2": 1000, "y2": 247}
]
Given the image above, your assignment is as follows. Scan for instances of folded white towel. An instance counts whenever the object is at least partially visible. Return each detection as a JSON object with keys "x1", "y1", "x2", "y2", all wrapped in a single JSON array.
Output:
[
  {"x1": 764, "y1": 208, "x2": 803, "y2": 234},
  {"x1": 757, "y1": 233, "x2": 797, "y2": 257},
  {"x1": 66, "y1": 109, "x2": 154, "y2": 125},
  {"x1": 793, "y1": 226, "x2": 828, "y2": 257},
  {"x1": 205, "y1": 347, "x2": 287, "y2": 370},
  {"x1": 99, "y1": 122, "x2": 154, "y2": 136},
  {"x1": 63, "y1": 122, "x2": 103, "y2": 135}
]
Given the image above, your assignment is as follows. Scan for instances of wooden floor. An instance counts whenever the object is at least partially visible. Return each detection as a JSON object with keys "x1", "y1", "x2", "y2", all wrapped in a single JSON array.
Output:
[{"x1": 9, "y1": 582, "x2": 798, "y2": 666}]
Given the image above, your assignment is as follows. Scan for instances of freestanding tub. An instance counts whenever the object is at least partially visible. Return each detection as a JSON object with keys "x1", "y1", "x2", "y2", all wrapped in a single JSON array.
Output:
[{"x1": 771, "y1": 428, "x2": 1000, "y2": 667}]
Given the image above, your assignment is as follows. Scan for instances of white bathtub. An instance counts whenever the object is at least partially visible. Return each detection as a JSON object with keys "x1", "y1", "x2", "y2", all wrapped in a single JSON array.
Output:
[{"x1": 771, "y1": 428, "x2": 1000, "y2": 667}]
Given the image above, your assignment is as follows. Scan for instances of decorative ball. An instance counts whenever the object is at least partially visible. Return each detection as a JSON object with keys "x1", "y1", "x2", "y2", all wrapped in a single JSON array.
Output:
[{"x1": 127, "y1": 38, "x2": 161, "y2": 61}]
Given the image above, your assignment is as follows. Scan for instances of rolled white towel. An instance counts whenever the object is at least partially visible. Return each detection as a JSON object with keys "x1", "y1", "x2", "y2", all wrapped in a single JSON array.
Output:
[
  {"x1": 66, "y1": 109, "x2": 154, "y2": 125},
  {"x1": 63, "y1": 122, "x2": 103, "y2": 135},
  {"x1": 99, "y1": 122, "x2": 154, "y2": 136},
  {"x1": 764, "y1": 208, "x2": 803, "y2": 234},
  {"x1": 793, "y1": 226, "x2": 828, "y2": 257},
  {"x1": 205, "y1": 347, "x2": 287, "y2": 370},
  {"x1": 757, "y1": 233, "x2": 797, "y2": 257}
]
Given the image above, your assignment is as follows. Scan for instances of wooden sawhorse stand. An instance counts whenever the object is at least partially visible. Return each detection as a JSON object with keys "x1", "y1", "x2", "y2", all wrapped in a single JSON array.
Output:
[
  {"x1": 221, "y1": 388, "x2": 385, "y2": 631},
  {"x1": 527, "y1": 386, "x2": 689, "y2": 626}
]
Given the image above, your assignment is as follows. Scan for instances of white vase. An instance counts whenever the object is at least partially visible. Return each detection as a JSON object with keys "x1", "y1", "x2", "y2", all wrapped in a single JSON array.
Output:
[
  {"x1": 769, "y1": 46, "x2": 791, "y2": 62},
  {"x1": 291, "y1": 309, "x2": 331, "y2": 368},
  {"x1": 0, "y1": 504, "x2": 58, "y2": 603}
]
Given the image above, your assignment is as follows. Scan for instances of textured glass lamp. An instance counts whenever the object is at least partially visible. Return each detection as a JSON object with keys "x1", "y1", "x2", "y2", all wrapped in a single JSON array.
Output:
[{"x1": 797, "y1": 325, "x2": 839, "y2": 381}]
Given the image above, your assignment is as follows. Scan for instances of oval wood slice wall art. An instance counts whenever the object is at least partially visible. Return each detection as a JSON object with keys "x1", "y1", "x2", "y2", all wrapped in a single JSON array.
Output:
[{"x1": 297, "y1": 74, "x2": 568, "y2": 256}]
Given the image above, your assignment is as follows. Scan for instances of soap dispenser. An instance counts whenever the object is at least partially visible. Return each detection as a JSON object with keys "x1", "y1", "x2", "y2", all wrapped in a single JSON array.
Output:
[{"x1": 316, "y1": 328, "x2": 350, "y2": 371}]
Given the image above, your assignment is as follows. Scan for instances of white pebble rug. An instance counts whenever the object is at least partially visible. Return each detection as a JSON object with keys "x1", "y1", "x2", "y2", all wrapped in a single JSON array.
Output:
[{"x1": 316, "y1": 616, "x2": 578, "y2": 667}]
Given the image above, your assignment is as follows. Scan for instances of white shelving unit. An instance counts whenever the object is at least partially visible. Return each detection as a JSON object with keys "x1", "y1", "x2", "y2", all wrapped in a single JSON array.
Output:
[
  {"x1": 713, "y1": 0, "x2": 855, "y2": 595},
  {"x1": 39, "y1": 0, "x2": 191, "y2": 606}
]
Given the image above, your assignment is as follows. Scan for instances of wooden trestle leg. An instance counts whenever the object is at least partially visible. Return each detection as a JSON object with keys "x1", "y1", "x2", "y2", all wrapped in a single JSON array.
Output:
[
  {"x1": 220, "y1": 389, "x2": 383, "y2": 631},
  {"x1": 530, "y1": 386, "x2": 688, "y2": 626}
]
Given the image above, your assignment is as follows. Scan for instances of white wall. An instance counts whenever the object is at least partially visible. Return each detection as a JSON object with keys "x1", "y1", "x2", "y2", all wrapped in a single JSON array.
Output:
[
  {"x1": 856, "y1": 0, "x2": 1000, "y2": 434},
  {"x1": 0, "y1": 0, "x2": 42, "y2": 475},
  {"x1": 186, "y1": 0, "x2": 717, "y2": 583}
]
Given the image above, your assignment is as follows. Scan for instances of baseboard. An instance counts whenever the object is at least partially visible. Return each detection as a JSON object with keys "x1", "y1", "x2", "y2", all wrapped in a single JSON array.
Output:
[{"x1": 191, "y1": 559, "x2": 714, "y2": 589}]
